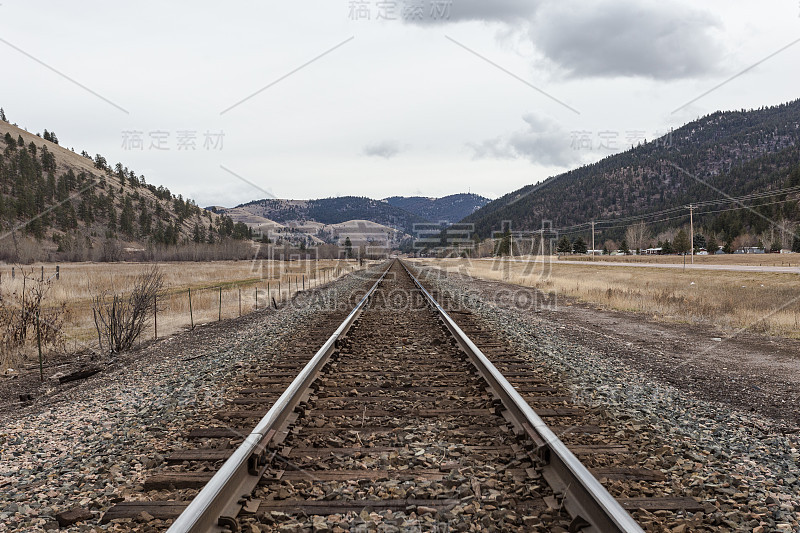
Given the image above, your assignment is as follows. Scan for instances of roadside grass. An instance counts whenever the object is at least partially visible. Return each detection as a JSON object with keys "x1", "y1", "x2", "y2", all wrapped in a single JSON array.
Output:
[{"x1": 416, "y1": 258, "x2": 800, "y2": 339}]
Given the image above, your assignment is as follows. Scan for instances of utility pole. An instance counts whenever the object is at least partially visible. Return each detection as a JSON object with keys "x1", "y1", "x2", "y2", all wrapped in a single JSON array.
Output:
[
  {"x1": 591, "y1": 221, "x2": 596, "y2": 260},
  {"x1": 689, "y1": 204, "x2": 695, "y2": 264}
]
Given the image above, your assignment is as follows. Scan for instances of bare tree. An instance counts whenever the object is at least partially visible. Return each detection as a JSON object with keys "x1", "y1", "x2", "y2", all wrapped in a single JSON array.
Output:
[
  {"x1": 0, "y1": 267, "x2": 66, "y2": 375},
  {"x1": 625, "y1": 222, "x2": 651, "y2": 252},
  {"x1": 93, "y1": 265, "x2": 164, "y2": 353}
]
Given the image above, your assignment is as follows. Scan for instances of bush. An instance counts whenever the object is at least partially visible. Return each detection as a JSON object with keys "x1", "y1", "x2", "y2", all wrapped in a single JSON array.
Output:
[{"x1": 92, "y1": 265, "x2": 164, "y2": 353}]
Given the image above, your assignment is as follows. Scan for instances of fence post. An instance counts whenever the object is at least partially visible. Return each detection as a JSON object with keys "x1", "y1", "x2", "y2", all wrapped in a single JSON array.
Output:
[
  {"x1": 188, "y1": 288, "x2": 194, "y2": 330},
  {"x1": 56, "y1": 265, "x2": 60, "y2": 280},
  {"x1": 239, "y1": 288, "x2": 242, "y2": 317},
  {"x1": 36, "y1": 308, "x2": 43, "y2": 382},
  {"x1": 255, "y1": 288, "x2": 258, "y2": 310},
  {"x1": 303, "y1": 275, "x2": 305, "y2": 291},
  {"x1": 218, "y1": 287, "x2": 222, "y2": 321},
  {"x1": 153, "y1": 296, "x2": 158, "y2": 340},
  {"x1": 41, "y1": 265, "x2": 44, "y2": 281}
]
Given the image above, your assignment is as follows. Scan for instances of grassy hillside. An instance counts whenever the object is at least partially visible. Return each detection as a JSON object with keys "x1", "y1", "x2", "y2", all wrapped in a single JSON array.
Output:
[{"x1": 0, "y1": 115, "x2": 250, "y2": 262}]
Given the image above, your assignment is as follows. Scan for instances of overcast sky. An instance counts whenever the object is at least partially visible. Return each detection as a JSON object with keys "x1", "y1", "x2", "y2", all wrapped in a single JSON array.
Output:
[{"x1": 1, "y1": 1, "x2": 799, "y2": 206}]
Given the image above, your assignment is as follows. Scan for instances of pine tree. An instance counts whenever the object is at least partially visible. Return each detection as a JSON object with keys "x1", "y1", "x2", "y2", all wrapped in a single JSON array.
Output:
[
  {"x1": 674, "y1": 229, "x2": 691, "y2": 255},
  {"x1": 556, "y1": 235, "x2": 572, "y2": 254},
  {"x1": 572, "y1": 236, "x2": 588, "y2": 254},
  {"x1": 706, "y1": 235, "x2": 718, "y2": 254},
  {"x1": 620, "y1": 239, "x2": 630, "y2": 255},
  {"x1": 0, "y1": 107, "x2": 6, "y2": 121},
  {"x1": 497, "y1": 229, "x2": 511, "y2": 256},
  {"x1": 344, "y1": 236, "x2": 353, "y2": 258}
]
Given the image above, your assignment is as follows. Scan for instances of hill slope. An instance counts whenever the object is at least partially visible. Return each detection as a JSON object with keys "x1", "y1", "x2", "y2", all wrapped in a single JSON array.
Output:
[
  {"x1": 0, "y1": 116, "x2": 239, "y2": 262},
  {"x1": 465, "y1": 99, "x2": 800, "y2": 242},
  {"x1": 383, "y1": 193, "x2": 490, "y2": 224}
]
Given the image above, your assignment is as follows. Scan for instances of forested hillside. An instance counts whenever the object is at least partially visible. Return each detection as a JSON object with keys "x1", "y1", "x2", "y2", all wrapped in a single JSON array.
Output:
[
  {"x1": 233, "y1": 197, "x2": 427, "y2": 234},
  {"x1": 0, "y1": 111, "x2": 249, "y2": 262},
  {"x1": 465, "y1": 99, "x2": 800, "y2": 245},
  {"x1": 383, "y1": 193, "x2": 489, "y2": 224}
]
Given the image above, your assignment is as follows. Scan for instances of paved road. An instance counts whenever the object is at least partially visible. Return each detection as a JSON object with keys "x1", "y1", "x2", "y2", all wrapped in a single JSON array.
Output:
[{"x1": 482, "y1": 257, "x2": 800, "y2": 274}]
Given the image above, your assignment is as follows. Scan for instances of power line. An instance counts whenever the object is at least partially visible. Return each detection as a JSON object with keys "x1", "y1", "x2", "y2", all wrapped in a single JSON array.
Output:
[{"x1": 548, "y1": 185, "x2": 800, "y2": 235}]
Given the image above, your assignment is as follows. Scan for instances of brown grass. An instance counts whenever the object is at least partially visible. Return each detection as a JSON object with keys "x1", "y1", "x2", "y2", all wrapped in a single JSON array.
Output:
[
  {"x1": 414, "y1": 257, "x2": 800, "y2": 339},
  {"x1": 0, "y1": 259, "x2": 366, "y2": 369},
  {"x1": 549, "y1": 253, "x2": 799, "y2": 266}
]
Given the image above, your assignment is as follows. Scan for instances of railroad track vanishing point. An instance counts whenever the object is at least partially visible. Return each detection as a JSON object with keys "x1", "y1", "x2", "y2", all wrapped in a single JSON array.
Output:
[{"x1": 103, "y1": 259, "x2": 702, "y2": 532}]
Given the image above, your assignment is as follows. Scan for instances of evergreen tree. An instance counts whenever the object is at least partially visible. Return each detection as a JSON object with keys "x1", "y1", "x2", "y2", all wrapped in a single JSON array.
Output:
[
  {"x1": 120, "y1": 198, "x2": 135, "y2": 236},
  {"x1": 793, "y1": 232, "x2": 800, "y2": 253},
  {"x1": 572, "y1": 236, "x2": 588, "y2": 254},
  {"x1": 556, "y1": 235, "x2": 572, "y2": 254},
  {"x1": 722, "y1": 240, "x2": 734, "y2": 254},
  {"x1": 0, "y1": 107, "x2": 6, "y2": 121},
  {"x1": 662, "y1": 240, "x2": 674, "y2": 254},
  {"x1": 497, "y1": 229, "x2": 511, "y2": 256},
  {"x1": 693, "y1": 233, "x2": 706, "y2": 250},
  {"x1": 674, "y1": 229, "x2": 691, "y2": 254},
  {"x1": 344, "y1": 236, "x2": 353, "y2": 258},
  {"x1": 706, "y1": 235, "x2": 718, "y2": 254},
  {"x1": 620, "y1": 239, "x2": 630, "y2": 255}
]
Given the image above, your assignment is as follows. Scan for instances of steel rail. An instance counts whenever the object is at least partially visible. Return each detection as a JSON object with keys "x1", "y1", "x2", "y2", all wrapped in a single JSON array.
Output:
[
  {"x1": 400, "y1": 261, "x2": 644, "y2": 533},
  {"x1": 167, "y1": 263, "x2": 391, "y2": 533}
]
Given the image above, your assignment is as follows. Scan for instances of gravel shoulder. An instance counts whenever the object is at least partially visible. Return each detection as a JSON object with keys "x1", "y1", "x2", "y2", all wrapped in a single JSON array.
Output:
[
  {"x1": 0, "y1": 270, "x2": 376, "y2": 532},
  {"x1": 420, "y1": 267, "x2": 800, "y2": 532}
]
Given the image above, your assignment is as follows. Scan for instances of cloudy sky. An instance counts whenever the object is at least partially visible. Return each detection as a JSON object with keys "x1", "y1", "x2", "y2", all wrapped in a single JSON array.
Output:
[{"x1": 1, "y1": 0, "x2": 798, "y2": 206}]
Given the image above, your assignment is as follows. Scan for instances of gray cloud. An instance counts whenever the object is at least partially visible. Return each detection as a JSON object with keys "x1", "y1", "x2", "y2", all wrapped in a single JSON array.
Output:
[
  {"x1": 413, "y1": 0, "x2": 540, "y2": 23},
  {"x1": 530, "y1": 0, "x2": 724, "y2": 79},
  {"x1": 468, "y1": 113, "x2": 582, "y2": 167},
  {"x1": 412, "y1": 0, "x2": 724, "y2": 80},
  {"x1": 363, "y1": 140, "x2": 403, "y2": 159}
]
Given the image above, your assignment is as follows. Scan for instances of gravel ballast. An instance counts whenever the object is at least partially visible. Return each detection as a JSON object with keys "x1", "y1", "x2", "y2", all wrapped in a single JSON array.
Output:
[
  {"x1": 417, "y1": 265, "x2": 800, "y2": 532},
  {"x1": 0, "y1": 268, "x2": 379, "y2": 533}
]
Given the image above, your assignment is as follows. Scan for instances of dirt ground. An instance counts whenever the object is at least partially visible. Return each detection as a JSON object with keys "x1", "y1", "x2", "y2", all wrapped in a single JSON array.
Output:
[{"x1": 464, "y1": 276, "x2": 800, "y2": 431}]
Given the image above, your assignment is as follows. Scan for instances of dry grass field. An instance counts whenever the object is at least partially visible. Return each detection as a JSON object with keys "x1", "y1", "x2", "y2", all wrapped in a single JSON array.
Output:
[
  {"x1": 551, "y1": 253, "x2": 799, "y2": 266},
  {"x1": 414, "y1": 257, "x2": 800, "y2": 339},
  {"x1": 0, "y1": 259, "x2": 367, "y2": 370}
]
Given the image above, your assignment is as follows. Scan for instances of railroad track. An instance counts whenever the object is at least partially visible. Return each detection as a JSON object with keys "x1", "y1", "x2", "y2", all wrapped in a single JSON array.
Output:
[{"x1": 103, "y1": 260, "x2": 702, "y2": 532}]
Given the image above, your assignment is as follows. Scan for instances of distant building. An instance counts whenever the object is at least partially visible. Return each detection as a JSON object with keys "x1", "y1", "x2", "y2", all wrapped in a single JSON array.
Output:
[{"x1": 735, "y1": 247, "x2": 765, "y2": 254}]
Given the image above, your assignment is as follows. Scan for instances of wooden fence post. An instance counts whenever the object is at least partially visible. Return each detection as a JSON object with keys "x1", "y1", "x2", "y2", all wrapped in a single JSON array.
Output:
[
  {"x1": 303, "y1": 275, "x2": 305, "y2": 291},
  {"x1": 36, "y1": 308, "x2": 43, "y2": 382},
  {"x1": 255, "y1": 288, "x2": 258, "y2": 310},
  {"x1": 56, "y1": 265, "x2": 60, "y2": 280},
  {"x1": 218, "y1": 287, "x2": 222, "y2": 321},
  {"x1": 153, "y1": 296, "x2": 158, "y2": 339},
  {"x1": 239, "y1": 288, "x2": 242, "y2": 317},
  {"x1": 188, "y1": 288, "x2": 194, "y2": 330}
]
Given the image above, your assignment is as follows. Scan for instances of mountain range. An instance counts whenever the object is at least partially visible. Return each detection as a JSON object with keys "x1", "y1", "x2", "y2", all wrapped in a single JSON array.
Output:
[
  {"x1": 210, "y1": 193, "x2": 490, "y2": 247},
  {"x1": 466, "y1": 99, "x2": 800, "y2": 245}
]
